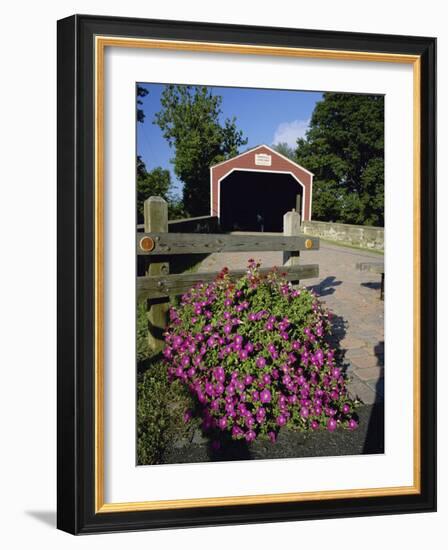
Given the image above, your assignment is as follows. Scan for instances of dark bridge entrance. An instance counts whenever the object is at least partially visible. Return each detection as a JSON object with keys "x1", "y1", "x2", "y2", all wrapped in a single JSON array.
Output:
[{"x1": 220, "y1": 170, "x2": 302, "y2": 232}]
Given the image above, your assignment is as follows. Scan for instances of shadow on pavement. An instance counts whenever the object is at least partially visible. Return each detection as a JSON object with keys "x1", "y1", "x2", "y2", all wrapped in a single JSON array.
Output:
[
  {"x1": 362, "y1": 340, "x2": 385, "y2": 454},
  {"x1": 326, "y1": 312, "x2": 384, "y2": 455},
  {"x1": 308, "y1": 276, "x2": 342, "y2": 297},
  {"x1": 361, "y1": 281, "x2": 381, "y2": 291},
  {"x1": 326, "y1": 312, "x2": 350, "y2": 374}
]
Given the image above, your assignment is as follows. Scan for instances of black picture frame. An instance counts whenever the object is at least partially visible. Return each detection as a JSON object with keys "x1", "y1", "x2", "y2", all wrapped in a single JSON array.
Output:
[{"x1": 57, "y1": 14, "x2": 436, "y2": 534}]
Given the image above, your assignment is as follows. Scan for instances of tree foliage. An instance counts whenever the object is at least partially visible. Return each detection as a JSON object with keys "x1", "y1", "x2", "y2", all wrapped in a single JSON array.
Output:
[
  {"x1": 272, "y1": 142, "x2": 296, "y2": 160},
  {"x1": 136, "y1": 163, "x2": 172, "y2": 224},
  {"x1": 154, "y1": 85, "x2": 247, "y2": 216},
  {"x1": 295, "y1": 93, "x2": 384, "y2": 226},
  {"x1": 137, "y1": 85, "x2": 149, "y2": 123},
  {"x1": 136, "y1": 87, "x2": 185, "y2": 222}
]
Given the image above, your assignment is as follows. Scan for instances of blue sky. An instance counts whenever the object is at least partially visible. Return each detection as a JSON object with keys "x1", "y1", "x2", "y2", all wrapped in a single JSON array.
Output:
[{"x1": 137, "y1": 83, "x2": 322, "y2": 197}]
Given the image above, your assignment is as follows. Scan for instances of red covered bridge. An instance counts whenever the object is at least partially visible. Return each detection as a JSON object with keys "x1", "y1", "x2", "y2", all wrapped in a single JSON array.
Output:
[{"x1": 210, "y1": 144, "x2": 314, "y2": 232}]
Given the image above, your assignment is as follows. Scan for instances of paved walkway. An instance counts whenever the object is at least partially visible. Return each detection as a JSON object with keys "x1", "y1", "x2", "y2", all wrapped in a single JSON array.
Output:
[{"x1": 199, "y1": 241, "x2": 384, "y2": 405}]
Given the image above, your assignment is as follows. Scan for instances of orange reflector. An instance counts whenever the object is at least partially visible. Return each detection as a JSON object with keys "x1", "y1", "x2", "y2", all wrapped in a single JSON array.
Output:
[
  {"x1": 305, "y1": 239, "x2": 313, "y2": 249},
  {"x1": 140, "y1": 236, "x2": 155, "y2": 252}
]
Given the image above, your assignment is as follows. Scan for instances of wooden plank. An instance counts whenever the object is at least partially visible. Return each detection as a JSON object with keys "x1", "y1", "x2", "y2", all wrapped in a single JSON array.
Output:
[
  {"x1": 356, "y1": 261, "x2": 384, "y2": 274},
  {"x1": 137, "y1": 264, "x2": 319, "y2": 300},
  {"x1": 137, "y1": 215, "x2": 218, "y2": 232},
  {"x1": 144, "y1": 197, "x2": 169, "y2": 352},
  {"x1": 136, "y1": 232, "x2": 320, "y2": 255}
]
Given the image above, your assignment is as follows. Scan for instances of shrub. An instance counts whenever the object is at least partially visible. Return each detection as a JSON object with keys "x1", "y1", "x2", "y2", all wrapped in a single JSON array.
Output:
[
  {"x1": 136, "y1": 301, "x2": 151, "y2": 363},
  {"x1": 137, "y1": 359, "x2": 196, "y2": 464},
  {"x1": 137, "y1": 361, "x2": 171, "y2": 464},
  {"x1": 163, "y1": 260, "x2": 358, "y2": 444}
]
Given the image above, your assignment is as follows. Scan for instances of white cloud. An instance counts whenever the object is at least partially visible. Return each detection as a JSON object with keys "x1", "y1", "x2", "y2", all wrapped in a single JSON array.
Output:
[{"x1": 273, "y1": 119, "x2": 310, "y2": 148}]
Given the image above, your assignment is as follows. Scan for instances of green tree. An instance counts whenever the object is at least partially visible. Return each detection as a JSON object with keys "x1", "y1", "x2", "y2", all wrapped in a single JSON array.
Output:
[
  {"x1": 154, "y1": 85, "x2": 247, "y2": 216},
  {"x1": 295, "y1": 93, "x2": 384, "y2": 226},
  {"x1": 136, "y1": 87, "x2": 185, "y2": 222},
  {"x1": 137, "y1": 85, "x2": 148, "y2": 123},
  {"x1": 272, "y1": 142, "x2": 296, "y2": 160},
  {"x1": 137, "y1": 164, "x2": 172, "y2": 224}
]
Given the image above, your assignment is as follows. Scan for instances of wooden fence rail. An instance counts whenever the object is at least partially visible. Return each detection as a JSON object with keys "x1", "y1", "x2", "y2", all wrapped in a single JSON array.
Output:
[
  {"x1": 138, "y1": 264, "x2": 319, "y2": 300},
  {"x1": 137, "y1": 232, "x2": 319, "y2": 256},
  {"x1": 141, "y1": 196, "x2": 320, "y2": 351},
  {"x1": 137, "y1": 214, "x2": 219, "y2": 233}
]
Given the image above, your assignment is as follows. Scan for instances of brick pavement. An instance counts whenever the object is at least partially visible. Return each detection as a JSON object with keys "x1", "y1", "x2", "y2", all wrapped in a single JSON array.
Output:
[{"x1": 199, "y1": 241, "x2": 384, "y2": 405}]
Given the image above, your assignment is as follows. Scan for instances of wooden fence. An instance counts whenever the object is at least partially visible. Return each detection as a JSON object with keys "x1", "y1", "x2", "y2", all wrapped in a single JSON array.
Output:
[
  {"x1": 137, "y1": 214, "x2": 219, "y2": 234},
  {"x1": 137, "y1": 196, "x2": 320, "y2": 351}
]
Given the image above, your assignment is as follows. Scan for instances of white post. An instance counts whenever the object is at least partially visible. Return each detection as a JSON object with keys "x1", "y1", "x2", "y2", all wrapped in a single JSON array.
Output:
[{"x1": 283, "y1": 208, "x2": 302, "y2": 284}]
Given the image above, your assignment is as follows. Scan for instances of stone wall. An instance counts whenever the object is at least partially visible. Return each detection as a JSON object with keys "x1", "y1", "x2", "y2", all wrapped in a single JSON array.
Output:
[{"x1": 302, "y1": 220, "x2": 384, "y2": 251}]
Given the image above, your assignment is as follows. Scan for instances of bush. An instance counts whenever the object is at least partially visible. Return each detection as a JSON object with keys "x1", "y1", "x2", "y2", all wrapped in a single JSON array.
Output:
[
  {"x1": 136, "y1": 301, "x2": 151, "y2": 363},
  {"x1": 163, "y1": 260, "x2": 358, "y2": 444},
  {"x1": 137, "y1": 359, "x2": 196, "y2": 464}
]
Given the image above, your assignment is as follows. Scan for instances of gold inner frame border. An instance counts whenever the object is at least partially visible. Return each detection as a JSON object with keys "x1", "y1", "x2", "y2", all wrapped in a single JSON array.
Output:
[{"x1": 94, "y1": 36, "x2": 421, "y2": 513}]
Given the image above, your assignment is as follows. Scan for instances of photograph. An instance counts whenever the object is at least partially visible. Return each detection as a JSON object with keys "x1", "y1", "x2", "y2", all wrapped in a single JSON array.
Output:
[
  {"x1": 135, "y1": 83, "x2": 385, "y2": 466},
  {"x1": 54, "y1": 13, "x2": 436, "y2": 534}
]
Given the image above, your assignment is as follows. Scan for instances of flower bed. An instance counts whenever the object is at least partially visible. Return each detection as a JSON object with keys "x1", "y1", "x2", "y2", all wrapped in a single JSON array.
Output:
[{"x1": 164, "y1": 260, "x2": 358, "y2": 444}]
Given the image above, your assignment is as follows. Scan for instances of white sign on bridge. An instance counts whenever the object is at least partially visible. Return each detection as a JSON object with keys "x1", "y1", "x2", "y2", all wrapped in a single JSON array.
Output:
[{"x1": 255, "y1": 153, "x2": 272, "y2": 166}]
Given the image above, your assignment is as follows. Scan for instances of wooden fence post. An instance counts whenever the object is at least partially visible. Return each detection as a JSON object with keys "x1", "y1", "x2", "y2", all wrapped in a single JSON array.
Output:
[
  {"x1": 144, "y1": 196, "x2": 169, "y2": 352},
  {"x1": 283, "y1": 208, "x2": 301, "y2": 284}
]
